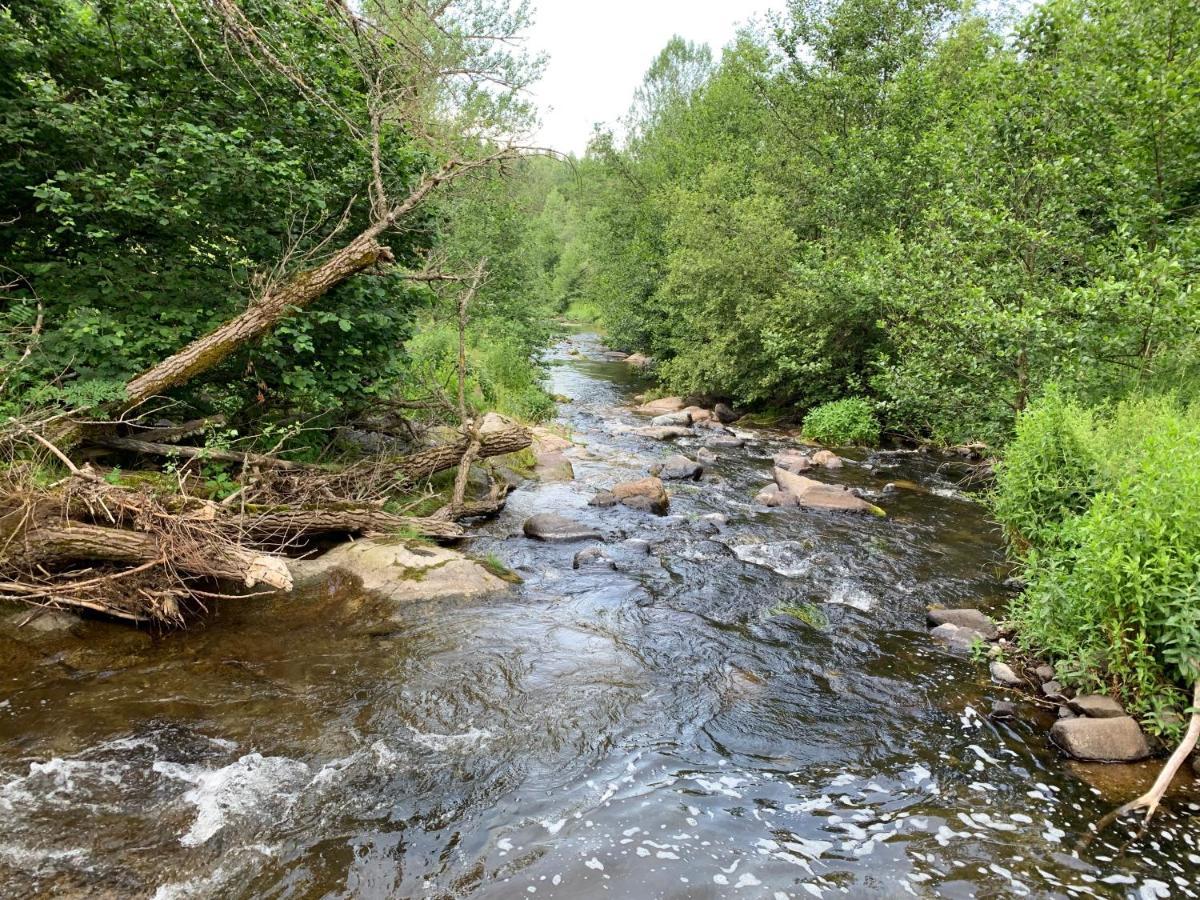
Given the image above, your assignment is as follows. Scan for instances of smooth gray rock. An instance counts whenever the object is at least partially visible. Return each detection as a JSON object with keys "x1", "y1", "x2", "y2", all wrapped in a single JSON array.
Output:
[
  {"x1": 696, "y1": 448, "x2": 718, "y2": 465},
  {"x1": 705, "y1": 434, "x2": 745, "y2": 449},
  {"x1": 773, "y1": 449, "x2": 812, "y2": 474},
  {"x1": 989, "y1": 660, "x2": 1023, "y2": 687},
  {"x1": 1069, "y1": 694, "x2": 1126, "y2": 719},
  {"x1": 650, "y1": 411, "x2": 693, "y2": 427},
  {"x1": 1035, "y1": 664, "x2": 1055, "y2": 682},
  {"x1": 656, "y1": 454, "x2": 703, "y2": 481},
  {"x1": 1042, "y1": 680, "x2": 1064, "y2": 696},
  {"x1": 927, "y1": 608, "x2": 999, "y2": 641},
  {"x1": 523, "y1": 514, "x2": 602, "y2": 542},
  {"x1": 990, "y1": 700, "x2": 1017, "y2": 719},
  {"x1": 1049, "y1": 716, "x2": 1150, "y2": 762},
  {"x1": 930, "y1": 622, "x2": 986, "y2": 652}
]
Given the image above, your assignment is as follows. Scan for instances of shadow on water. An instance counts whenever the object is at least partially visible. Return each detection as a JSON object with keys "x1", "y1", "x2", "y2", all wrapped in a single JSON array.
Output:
[{"x1": 1, "y1": 331, "x2": 1197, "y2": 898}]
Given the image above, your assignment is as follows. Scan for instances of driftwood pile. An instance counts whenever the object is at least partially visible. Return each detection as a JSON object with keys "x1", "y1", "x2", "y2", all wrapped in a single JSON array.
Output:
[{"x1": 0, "y1": 418, "x2": 530, "y2": 625}]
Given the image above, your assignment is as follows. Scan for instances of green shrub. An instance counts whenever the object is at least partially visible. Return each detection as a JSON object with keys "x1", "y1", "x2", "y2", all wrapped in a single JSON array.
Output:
[
  {"x1": 801, "y1": 398, "x2": 881, "y2": 446},
  {"x1": 992, "y1": 389, "x2": 1100, "y2": 554},
  {"x1": 996, "y1": 394, "x2": 1200, "y2": 736}
]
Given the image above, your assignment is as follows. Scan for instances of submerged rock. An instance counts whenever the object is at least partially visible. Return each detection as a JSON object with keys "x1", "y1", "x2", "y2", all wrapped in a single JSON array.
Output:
[
  {"x1": 811, "y1": 449, "x2": 844, "y2": 469},
  {"x1": 1050, "y1": 716, "x2": 1150, "y2": 762},
  {"x1": 523, "y1": 514, "x2": 602, "y2": 542},
  {"x1": 926, "y1": 607, "x2": 998, "y2": 640},
  {"x1": 930, "y1": 622, "x2": 985, "y2": 652},
  {"x1": 633, "y1": 425, "x2": 693, "y2": 441},
  {"x1": 653, "y1": 454, "x2": 703, "y2": 481},
  {"x1": 1069, "y1": 695, "x2": 1126, "y2": 719},
  {"x1": 288, "y1": 539, "x2": 510, "y2": 602},
  {"x1": 770, "y1": 467, "x2": 885, "y2": 516}
]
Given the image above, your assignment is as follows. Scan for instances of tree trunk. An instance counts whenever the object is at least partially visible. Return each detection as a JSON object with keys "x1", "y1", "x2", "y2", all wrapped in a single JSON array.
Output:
[
  {"x1": 96, "y1": 436, "x2": 311, "y2": 470},
  {"x1": 394, "y1": 425, "x2": 530, "y2": 482},
  {"x1": 123, "y1": 230, "x2": 392, "y2": 406},
  {"x1": 235, "y1": 507, "x2": 463, "y2": 541}
]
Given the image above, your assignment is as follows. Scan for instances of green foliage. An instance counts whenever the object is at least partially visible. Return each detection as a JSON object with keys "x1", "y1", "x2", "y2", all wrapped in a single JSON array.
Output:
[
  {"x1": 802, "y1": 398, "x2": 881, "y2": 446},
  {"x1": 996, "y1": 394, "x2": 1200, "y2": 734}
]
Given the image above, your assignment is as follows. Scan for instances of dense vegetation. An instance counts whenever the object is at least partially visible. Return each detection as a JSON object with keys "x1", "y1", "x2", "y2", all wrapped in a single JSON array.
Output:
[
  {"x1": 540, "y1": 0, "x2": 1199, "y2": 447},
  {"x1": 0, "y1": 0, "x2": 558, "y2": 443}
]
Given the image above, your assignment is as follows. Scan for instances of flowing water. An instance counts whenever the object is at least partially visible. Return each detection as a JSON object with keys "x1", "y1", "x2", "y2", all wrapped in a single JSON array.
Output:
[{"x1": 2, "y1": 332, "x2": 1199, "y2": 899}]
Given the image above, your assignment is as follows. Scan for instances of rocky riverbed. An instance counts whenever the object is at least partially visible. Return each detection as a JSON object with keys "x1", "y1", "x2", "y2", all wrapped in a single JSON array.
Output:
[{"x1": 1, "y1": 330, "x2": 1198, "y2": 899}]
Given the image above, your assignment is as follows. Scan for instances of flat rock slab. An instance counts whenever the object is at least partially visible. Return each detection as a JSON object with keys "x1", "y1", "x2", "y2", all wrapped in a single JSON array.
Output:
[
  {"x1": 1069, "y1": 694, "x2": 1126, "y2": 719},
  {"x1": 650, "y1": 411, "x2": 693, "y2": 427},
  {"x1": 633, "y1": 426, "x2": 693, "y2": 441},
  {"x1": 1050, "y1": 716, "x2": 1150, "y2": 762},
  {"x1": 927, "y1": 607, "x2": 998, "y2": 640},
  {"x1": 772, "y1": 467, "x2": 885, "y2": 516},
  {"x1": 705, "y1": 434, "x2": 746, "y2": 448},
  {"x1": 289, "y1": 539, "x2": 509, "y2": 602},
  {"x1": 635, "y1": 397, "x2": 685, "y2": 415},
  {"x1": 523, "y1": 513, "x2": 602, "y2": 542}
]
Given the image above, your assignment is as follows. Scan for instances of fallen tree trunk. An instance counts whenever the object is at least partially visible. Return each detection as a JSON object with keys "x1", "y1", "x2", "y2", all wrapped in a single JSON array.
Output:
[
  {"x1": 10, "y1": 523, "x2": 292, "y2": 591},
  {"x1": 235, "y1": 507, "x2": 463, "y2": 541},
  {"x1": 95, "y1": 436, "x2": 311, "y2": 471},
  {"x1": 393, "y1": 425, "x2": 531, "y2": 482}
]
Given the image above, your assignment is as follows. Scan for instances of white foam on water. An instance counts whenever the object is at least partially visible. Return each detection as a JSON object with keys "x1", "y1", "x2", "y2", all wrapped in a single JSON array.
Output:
[
  {"x1": 410, "y1": 727, "x2": 492, "y2": 753},
  {"x1": 153, "y1": 753, "x2": 310, "y2": 847},
  {"x1": 731, "y1": 541, "x2": 813, "y2": 578}
]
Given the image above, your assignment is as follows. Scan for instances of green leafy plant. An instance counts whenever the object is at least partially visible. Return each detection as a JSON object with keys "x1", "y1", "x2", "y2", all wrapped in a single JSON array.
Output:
[
  {"x1": 770, "y1": 601, "x2": 829, "y2": 629},
  {"x1": 801, "y1": 398, "x2": 881, "y2": 446}
]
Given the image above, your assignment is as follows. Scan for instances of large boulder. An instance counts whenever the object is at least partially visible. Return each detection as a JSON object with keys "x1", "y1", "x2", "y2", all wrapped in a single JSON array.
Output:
[
  {"x1": 523, "y1": 514, "x2": 602, "y2": 542},
  {"x1": 926, "y1": 607, "x2": 998, "y2": 640},
  {"x1": 713, "y1": 402, "x2": 740, "y2": 424},
  {"x1": 650, "y1": 411, "x2": 693, "y2": 427},
  {"x1": 530, "y1": 426, "x2": 572, "y2": 454},
  {"x1": 930, "y1": 622, "x2": 985, "y2": 652},
  {"x1": 633, "y1": 426, "x2": 693, "y2": 441},
  {"x1": 611, "y1": 477, "x2": 670, "y2": 514},
  {"x1": 682, "y1": 405, "x2": 715, "y2": 424},
  {"x1": 288, "y1": 539, "x2": 510, "y2": 602},
  {"x1": 1049, "y1": 717, "x2": 1150, "y2": 762},
  {"x1": 653, "y1": 454, "x2": 703, "y2": 481},
  {"x1": 625, "y1": 353, "x2": 652, "y2": 368},
  {"x1": 771, "y1": 467, "x2": 885, "y2": 516},
  {"x1": 635, "y1": 396, "x2": 686, "y2": 415}
]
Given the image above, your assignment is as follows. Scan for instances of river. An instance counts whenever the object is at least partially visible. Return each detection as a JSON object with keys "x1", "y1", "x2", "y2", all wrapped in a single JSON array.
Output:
[{"x1": 1, "y1": 332, "x2": 1197, "y2": 899}]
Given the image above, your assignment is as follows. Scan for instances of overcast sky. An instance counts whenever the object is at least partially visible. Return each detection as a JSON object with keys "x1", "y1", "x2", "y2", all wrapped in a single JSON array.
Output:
[{"x1": 523, "y1": 1, "x2": 780, "y2": 155}]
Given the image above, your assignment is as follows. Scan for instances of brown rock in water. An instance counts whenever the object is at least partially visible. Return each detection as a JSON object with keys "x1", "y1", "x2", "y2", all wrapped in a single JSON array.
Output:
[
  {"x1": 926, "y1": 607, "x2": 998, "y2": 640},
  {"x1": 771, "y1": 467, "x2": 884, "y2": 516},
  {"x1": 533, "y1": 451, "x2": 574, "y2": 482},
  {"x1": 1069, "y1": 695, "x2": 1126, "y2": 719},
  {"x1": 625, "y1": 353, "x2": 652, "y2": 368},
  {"x1": 632, "y1": 426, "x2": 693, "y2": 441},
  {"x1": 654, "y1": 454, "x2": 703, "y2": 481},
  {"x1": 1049, "y1": 716, "x2": 1150, "y2": 762},
  {"x1": 811, "y1": 449, "x2": 844, "y2": 469},
  {"x1": 773, "y1": 449, "x2": 812, "y2": 474},
  {"x1": 610, "y1": 477, "x2": 670, "y2": 514},
  {"x1": 682, "y1": 405, "x2": 714, "y2": 423},
  {"x1": 635, "y1": 396, "x2": 685, "y2": 415}
]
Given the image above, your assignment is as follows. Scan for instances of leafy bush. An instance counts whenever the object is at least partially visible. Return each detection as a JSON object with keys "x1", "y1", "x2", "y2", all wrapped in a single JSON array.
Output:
[
  {"x1": 801, "y1": 398, "x2": 881, "y2": 446},
  {"x1": 996, "y1": 394, "x2": 1200, "y2": 736}
]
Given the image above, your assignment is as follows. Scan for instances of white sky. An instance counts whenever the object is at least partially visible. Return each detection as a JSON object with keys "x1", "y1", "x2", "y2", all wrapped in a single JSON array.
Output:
[{"x1": 523, "y1": 1, "x2": 780, "y2": 155}]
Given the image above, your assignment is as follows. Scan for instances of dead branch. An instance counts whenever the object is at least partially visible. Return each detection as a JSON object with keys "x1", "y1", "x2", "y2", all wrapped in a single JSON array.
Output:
[{"x1": 95, "y1": 436, "x2": 312, "y2": 471}]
